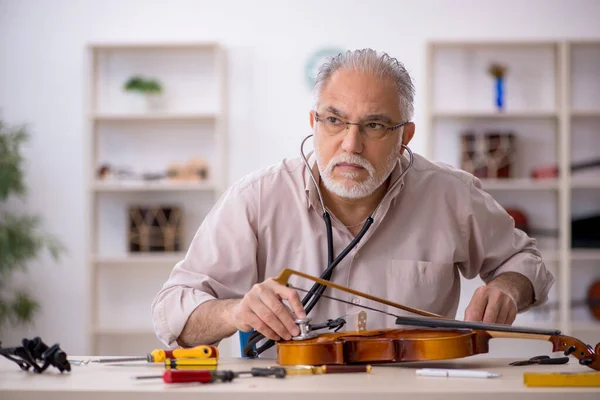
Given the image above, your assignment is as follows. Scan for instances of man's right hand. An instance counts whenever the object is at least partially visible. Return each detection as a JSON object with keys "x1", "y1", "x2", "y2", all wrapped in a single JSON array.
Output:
[{"x1": 231, "y1": 278, "x2": 306, "y2": 341}]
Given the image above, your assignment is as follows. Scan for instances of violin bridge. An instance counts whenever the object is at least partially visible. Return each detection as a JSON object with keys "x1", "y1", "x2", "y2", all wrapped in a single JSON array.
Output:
[
  {"x1": 357, "y1": 311, "x2": 367, "y2": 331},
  {"x1": 345, "y1": 311, "x2": 367, "y2": 332}
]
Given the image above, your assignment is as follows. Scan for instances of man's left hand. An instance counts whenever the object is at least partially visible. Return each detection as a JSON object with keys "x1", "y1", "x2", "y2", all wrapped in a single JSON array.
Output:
[{"x1": 464, "y1": 283, "x2": 518, "y2": 325}]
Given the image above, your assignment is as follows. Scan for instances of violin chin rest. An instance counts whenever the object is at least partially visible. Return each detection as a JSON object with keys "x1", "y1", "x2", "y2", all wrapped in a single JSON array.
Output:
[{"x1": 595, "y1": 343, "x2": 600, "y2": 356}]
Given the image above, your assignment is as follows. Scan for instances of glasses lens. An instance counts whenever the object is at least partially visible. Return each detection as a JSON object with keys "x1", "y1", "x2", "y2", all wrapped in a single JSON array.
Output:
[
  {"x1": 363, "y1": 123, "x2": 388, "y2": 138},
  {"x1": 319, "y1": 115, "x2": 345, "y2": 134}
]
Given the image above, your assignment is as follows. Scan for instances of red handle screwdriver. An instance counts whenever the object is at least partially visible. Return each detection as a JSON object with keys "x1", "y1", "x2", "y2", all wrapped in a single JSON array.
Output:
[{"x1": 135, "y1": 368, "x2": 286, "y2": 383}]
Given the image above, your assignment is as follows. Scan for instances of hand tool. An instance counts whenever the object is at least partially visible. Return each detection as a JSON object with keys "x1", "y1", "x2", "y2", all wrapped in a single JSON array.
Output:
[
  {"x1": 268, "y1": 364, "x2": 372, "y2": 375},
  {"x1": 105, "y1": 358, "x2": 218, "y2": 369},
  {"x1": 93, "y1": 344, "x2": 218, "y2": 363},
  {"x1": 524, "y1": 371, "x2": 600, "y2": 387},
  {"x1": 509, "y1": 355, "x2": 570, "y2": 366},
  {"x1": 135, "y1": 367, "x2": 286, "y2": 383}
]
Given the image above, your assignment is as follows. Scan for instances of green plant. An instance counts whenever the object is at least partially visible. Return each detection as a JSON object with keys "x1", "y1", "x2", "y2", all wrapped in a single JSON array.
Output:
[
  {"x1": 0, "y1": 120, "x2": 65, "y2": 330},
  {"x1": 123, "y1": 75, "x2": 163, "y2": 95}
]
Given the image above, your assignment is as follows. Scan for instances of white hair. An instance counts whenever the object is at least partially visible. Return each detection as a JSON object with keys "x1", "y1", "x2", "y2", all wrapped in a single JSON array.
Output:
[{"x1": 312, "y1": 49, "x2": 415, "y2": 121}]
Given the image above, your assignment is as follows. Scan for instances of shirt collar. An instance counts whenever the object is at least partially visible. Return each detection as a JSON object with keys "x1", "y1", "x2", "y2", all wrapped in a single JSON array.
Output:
[{"x1": 303, "y1": 151, "x2": 409, "y2": 212}]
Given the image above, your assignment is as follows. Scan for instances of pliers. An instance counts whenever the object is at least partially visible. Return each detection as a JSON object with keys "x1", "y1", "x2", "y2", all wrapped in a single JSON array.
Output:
[{"x1": 509, "y1": 355, "x2": 570, "y2": 366}]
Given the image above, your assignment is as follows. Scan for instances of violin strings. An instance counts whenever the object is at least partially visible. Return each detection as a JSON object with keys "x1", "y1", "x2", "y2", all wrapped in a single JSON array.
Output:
[
  {"x1": 290, "y1": 285, "x2": 404, "y2": 320},
  {"x1": 290, "y1": 285, "x2": 562, "y2": 336}
]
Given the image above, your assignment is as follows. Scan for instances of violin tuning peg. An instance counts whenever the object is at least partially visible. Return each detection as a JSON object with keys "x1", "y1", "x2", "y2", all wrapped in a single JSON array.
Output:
[
  {"x1": 564, "y1": 345, "x2": 577, "y2": 356},
  {"x1": 579, "y1": 357, "x2": 593, "y2": 366}
]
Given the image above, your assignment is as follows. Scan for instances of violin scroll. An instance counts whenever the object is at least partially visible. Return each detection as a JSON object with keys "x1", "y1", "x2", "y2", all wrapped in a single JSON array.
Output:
[{"x1": 550, "y1": 335, "x2": 600, "y2": 370}]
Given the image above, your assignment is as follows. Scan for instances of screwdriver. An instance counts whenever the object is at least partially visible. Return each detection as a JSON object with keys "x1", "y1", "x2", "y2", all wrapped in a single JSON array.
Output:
[
  {"x1": 270, "y1": 364, "x2": 372, "y2": 375},
  {"x1": 135, "y1": 367, "x2": 286, "y2": 383},
  {"x1": 106, "y1": 358, "x2": 218, "y2": 369},
  {"x1": 93, "y1": 344, "x2": 218, "y2": 363}
]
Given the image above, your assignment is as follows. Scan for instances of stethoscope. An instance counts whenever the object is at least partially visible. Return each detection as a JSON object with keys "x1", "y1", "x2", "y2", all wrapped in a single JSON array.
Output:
[{"x1": 242, "y1": 134, "x2": 414, "y2": 357}]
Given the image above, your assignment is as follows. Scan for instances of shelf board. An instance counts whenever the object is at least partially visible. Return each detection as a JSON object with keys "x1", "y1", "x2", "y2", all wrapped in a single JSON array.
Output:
[
  {"x1": 432, "y1": 110, "x2": 558, "y2": 119},
  {"x1": 571, "y1": 322, "x2": 600, "y2": 332},
  {"x1": 91, "y1": 253, "x2": 185, "y2": 266},
  {"x1": 88, "y1": 42, "x2": 219, "y2": 51},
  {"x1": 479, "y1": 178, "x2": 559, "y2": 191},
  {"x1": 91, "y1": 112, "x2": 218, "y2": 122},
  {"x1": 92, "y1": 180, "x2": 217, "y2": 192},
  {"x1": 571, "y1": 249, "x2": 600, "y2": 261},
  {"x1": 430, "y1": 40, "x2": 559, "y2": 49},
  {"x1": 571, "y1": 177, "x2": 600, "y2": 189},
  {"x1": 571, "y1": 110, "x2": 600, "y2": 118}
]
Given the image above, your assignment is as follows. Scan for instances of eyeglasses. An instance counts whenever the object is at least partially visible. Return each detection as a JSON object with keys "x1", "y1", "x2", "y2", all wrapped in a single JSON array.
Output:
[{"x1": 314, "y1": 111, "x2": 408, "y2": 140}]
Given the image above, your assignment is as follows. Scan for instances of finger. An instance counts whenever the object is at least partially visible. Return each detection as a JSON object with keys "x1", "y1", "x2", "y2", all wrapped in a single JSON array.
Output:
[
  {"x1": 259, "y1": 287, "x2": 300, "y2": 338},
  {"x1": 464, "y1": 289, "x2": 487, "y2": 322},
  {"x1": 496, "y1": 300, "x2": 510, "y2": 324},
  {"x1": 268, "y1": 280, "x2": 306, "y2": 319},
  {"x1": 506, "y1": 306, "x2": 517, "y2": 325},
  {"x1": 482, "y1": 294, "x2": 501, "y2": 323},
  {"x1": 248, "y1": 293, "x2": 291, "y2": 340},
  {"x1": 245, "y1": 310, "x2": 280, "y2": 341}
]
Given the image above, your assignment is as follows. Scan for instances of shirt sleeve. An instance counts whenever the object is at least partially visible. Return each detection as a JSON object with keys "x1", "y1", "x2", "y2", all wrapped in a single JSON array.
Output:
[
  {"x1": 151, "y1": 181, "x2": 259, "y2": 347},
  {"x1": 459, "y1": 176, "x2": 555, "y2": 312}
]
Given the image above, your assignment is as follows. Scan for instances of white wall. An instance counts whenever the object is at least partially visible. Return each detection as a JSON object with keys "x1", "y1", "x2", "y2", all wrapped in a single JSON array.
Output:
[{"x1": 1, "y1": 0, "x2": 599, "y2": 356}]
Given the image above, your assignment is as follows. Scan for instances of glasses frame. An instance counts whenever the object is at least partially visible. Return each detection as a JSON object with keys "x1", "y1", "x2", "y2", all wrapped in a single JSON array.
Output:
[{"x1": 314, "y1": 111, "x2": 409, "y2": 138}]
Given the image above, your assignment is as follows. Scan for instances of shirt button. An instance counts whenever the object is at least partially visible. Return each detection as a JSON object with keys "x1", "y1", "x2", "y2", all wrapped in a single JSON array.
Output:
[
  {"x1": 352, "y1": 297, "x2": 360, "y2": 305},
  {"x1": 355, "y1": 252, "x2": 359, "y2": 259}
]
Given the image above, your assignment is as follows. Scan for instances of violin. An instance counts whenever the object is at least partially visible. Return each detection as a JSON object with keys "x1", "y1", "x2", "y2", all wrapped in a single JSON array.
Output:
[{"x1": 272, "y1": 268, "x2": 600, "y2": 371}]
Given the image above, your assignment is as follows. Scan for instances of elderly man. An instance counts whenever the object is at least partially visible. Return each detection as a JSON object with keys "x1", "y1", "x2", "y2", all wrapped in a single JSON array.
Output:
[{"x1": 151, "y1": 49, "x2": 554, "y2": 357}]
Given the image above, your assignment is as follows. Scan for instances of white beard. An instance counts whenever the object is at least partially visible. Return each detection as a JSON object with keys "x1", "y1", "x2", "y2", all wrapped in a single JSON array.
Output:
[{"x1": 315, "y1": 147, "x2": 399, "y2": 199}]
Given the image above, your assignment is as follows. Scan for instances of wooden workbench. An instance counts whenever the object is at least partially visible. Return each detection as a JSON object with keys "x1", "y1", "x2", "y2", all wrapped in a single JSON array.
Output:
[{"x1": 0, "y1": 355, "x2": 598, "y2": 399}]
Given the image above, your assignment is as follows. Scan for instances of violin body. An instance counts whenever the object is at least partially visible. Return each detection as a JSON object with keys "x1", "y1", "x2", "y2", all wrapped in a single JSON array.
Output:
[
  {"x1": 277, "y1": 329, "x2": 488, "y2": 365},
  {"x1": 277, "y1": 327, "x2": 600, "y2": 370}
]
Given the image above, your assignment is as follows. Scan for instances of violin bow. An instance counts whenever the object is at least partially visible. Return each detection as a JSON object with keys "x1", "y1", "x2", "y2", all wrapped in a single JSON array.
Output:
[
  {"x1": 276, "y1": 268, "x2": 447, "y2": 319},
  {"x1": 274, "y1": 268, "x2": 600, "y2": 371}
]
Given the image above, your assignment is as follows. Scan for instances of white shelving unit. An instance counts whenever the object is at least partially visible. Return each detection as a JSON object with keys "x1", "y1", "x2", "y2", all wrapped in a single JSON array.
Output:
[
  {"x1": 85, "y1": 42, "x2": 228, "y2": 355},
  {"x1": 425, "y1": 40, "x2": 600, "y2": 345}
]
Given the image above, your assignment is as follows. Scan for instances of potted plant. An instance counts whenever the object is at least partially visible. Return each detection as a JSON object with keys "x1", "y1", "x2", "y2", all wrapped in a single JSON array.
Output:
[
  {"x1": 123, "y1": 75, "x2": 164, "y2": 111},
  {"x1": 0, "y1": 119, "x2": 65, "y2": 333}
]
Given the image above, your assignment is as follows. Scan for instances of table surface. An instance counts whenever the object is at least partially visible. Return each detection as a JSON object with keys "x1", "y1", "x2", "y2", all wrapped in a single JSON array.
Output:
[{"x1": 1, "y1": 355, "x2": 599, "y2": 400}]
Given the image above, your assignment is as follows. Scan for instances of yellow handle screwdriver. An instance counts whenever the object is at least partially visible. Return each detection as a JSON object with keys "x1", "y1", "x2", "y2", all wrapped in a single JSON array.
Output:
[
  {"x1": 164, "y1": 358, "x2": 218, "y2": 370},
  {"x1": 93, "y1": 345, "x2": 219, "y2": 363}
]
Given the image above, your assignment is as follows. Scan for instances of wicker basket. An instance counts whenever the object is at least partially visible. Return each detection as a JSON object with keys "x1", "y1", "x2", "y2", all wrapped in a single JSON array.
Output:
[{"x1": 128, "y1": 205, "x2": 182, "y2": 252}]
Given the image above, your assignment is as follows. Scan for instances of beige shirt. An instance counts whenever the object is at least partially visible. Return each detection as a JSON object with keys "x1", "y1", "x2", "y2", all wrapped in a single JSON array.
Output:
[{"x1": 151, "y1": 151, "x2": 555, "y2": 355}]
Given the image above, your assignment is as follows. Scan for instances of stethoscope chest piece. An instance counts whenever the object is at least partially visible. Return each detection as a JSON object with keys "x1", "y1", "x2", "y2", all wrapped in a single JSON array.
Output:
[{"x1": 292, "y1": 317, "x2": 319, "y2": 341}]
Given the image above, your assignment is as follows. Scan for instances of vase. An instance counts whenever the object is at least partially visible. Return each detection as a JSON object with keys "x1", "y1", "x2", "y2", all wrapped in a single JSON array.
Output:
[
  {"x1": 125, "y1": 92, "x2": 146, "y2": 113},
  {"x1": 146, "y1": 93, "x2": 164, "y2": 111},
  {"x1": 495, "y1": 77, "x2": 504, "y2": 111}
]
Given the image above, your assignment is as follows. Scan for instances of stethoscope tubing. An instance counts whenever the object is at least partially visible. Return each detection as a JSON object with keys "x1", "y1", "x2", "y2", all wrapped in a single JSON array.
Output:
[{"x1": 243, "y1": 134, "x2": 414, "y2": 357}]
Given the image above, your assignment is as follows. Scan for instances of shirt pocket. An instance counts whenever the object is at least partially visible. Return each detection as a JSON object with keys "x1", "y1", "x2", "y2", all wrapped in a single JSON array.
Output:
[{"x1": 386, "y1": 259, "x2": 458, "y2": 315}]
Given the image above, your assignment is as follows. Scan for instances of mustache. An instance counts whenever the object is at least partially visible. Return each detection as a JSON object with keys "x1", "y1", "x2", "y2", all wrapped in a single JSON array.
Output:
[{"x1": 324, "y1": 153, "x2": 375, "y2": 175}]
